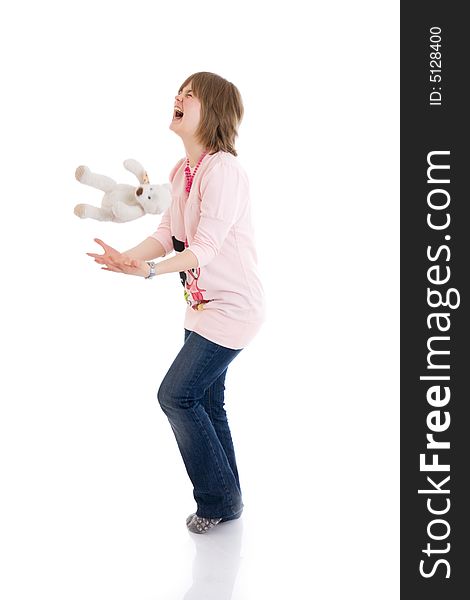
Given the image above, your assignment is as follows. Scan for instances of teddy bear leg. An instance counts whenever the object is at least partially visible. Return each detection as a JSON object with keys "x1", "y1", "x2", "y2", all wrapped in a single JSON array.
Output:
[
  {"x1": 75, "y1": 166, "x2": 116, "y2": 193},
  {"x1": 111, "y1": 202, "x2": 145, "y2": 223},
  {"x1": 74, "y1": 203, "x2": 115, "y2": 221}
]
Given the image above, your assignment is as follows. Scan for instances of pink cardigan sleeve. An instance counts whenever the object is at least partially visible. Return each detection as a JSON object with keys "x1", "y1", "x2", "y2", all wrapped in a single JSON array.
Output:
[
  {"x1": 187, "y1": 162, "x2": 244, "y2": 268},
  {"x1": 148, "y1": 206, "x2": 173, "y2": 256},
  {"x1": 148, "y1": 159, "x2": 185, "y2": 257}
]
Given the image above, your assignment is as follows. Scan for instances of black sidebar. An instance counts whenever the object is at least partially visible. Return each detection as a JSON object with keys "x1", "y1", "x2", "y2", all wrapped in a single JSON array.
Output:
[{"x1": 401, "y1": 3, "x2": 468, "y2": 598}]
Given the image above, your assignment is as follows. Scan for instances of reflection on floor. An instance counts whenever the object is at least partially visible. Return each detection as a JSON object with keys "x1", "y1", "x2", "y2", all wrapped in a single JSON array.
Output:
[{"x1": 182, "y1": 518, "x2": 243, "y2": 600}]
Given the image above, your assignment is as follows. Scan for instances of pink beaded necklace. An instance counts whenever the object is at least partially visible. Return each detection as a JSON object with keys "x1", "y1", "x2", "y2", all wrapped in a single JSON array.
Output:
[{"x1": 184, "y1": 150, "x2": 207, "y2": 193}]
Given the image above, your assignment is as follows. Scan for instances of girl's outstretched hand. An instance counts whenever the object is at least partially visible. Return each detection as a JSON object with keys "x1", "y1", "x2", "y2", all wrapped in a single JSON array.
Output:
[{"x1": 86, "y1": 238, "x2": 150, "y2": 277}]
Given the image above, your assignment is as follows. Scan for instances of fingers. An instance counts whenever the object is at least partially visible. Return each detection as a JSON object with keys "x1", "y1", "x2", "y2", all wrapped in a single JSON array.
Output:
[
  {"x1": 87, "y1": 253, "x2": 114, "y2": 266},
  {"x1": 94, "y1": 238, "x2": 120, "y2": 258},
  {"x1": 86, "y1": 243, "x2": 140, "y2": 273},
  {"x1": 92, "y1": 255, "x2": 123, "y2": 271},
  {"x1": 122, "y1": 258, "x2": 137, "y2": 267},
  {"x1": 101, "y1": 263, "x2": 121, "y2": 273},
  {"x1": 108, "y1": 260, "x2": 124, "y2": 272},
  {"x1": 95, "y1": 238, "x2": 122, "y2": 259},
  {"x1": 119, "y1": 253, "x2": 138, "y2": 268},
  {"x1": 109, "y1": 255, "x2": 138, "y2": 269}
]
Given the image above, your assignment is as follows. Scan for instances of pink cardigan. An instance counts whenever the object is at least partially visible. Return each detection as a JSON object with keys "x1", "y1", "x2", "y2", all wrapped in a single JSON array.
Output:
[{"x1": 150, "y1": 151, "x2": 266, "y2": 349}]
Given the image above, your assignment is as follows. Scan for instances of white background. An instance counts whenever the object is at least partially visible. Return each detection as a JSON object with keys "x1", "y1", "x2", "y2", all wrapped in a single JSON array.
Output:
[{"x1": 0, "y1": 1, "x2": 399, "y2": 598}]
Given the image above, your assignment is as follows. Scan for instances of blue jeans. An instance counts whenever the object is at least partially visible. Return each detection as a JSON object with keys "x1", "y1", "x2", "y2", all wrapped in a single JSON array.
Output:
[{"x1": 157, "y1": 328, "x2": 244, "y2": 520}]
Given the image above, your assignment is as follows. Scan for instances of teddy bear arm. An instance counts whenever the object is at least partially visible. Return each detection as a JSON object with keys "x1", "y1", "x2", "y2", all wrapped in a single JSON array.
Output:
[{"x1": 123, "y1": 159, "x2": 149, "y2": 184}]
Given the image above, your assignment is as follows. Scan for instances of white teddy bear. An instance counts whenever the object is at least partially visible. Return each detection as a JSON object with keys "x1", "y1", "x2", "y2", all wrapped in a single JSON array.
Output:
[{"x1": 74, "y1": 159, "x2": 171, "y2": 222}]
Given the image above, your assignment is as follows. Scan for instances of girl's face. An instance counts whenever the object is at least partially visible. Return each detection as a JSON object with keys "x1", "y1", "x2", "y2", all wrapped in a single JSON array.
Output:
[{"x1": 170, "y1": 82, "x2": 201, "y2": 139}]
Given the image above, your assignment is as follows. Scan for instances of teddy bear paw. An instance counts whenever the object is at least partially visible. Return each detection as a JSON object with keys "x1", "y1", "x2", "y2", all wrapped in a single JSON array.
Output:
[
  {"x1": 75, "y1": 165, "x2": 89, "y2": 182},
  {"x1": 74, "y1": 204, "x2": 87, "y2": 218}
]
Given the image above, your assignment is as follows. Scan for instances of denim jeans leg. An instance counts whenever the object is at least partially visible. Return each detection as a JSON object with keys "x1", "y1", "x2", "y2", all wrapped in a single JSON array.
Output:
[
  {"x1": 201, "y1": 366, "x2": 242, "y2": 497},
  {"x1": 157, "y1": 329, "x2": 244, "y2": 519}
]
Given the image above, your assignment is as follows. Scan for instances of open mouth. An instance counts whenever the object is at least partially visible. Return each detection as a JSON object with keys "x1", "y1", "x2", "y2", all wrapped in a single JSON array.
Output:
[{"x1": 173, "y1": 108, "x2": 184, "y2": 120}]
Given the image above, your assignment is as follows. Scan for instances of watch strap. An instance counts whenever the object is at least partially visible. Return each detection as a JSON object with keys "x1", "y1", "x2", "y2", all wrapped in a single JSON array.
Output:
[{"x1": 145, "y1": 261, "x2": 156, "y2": 279}]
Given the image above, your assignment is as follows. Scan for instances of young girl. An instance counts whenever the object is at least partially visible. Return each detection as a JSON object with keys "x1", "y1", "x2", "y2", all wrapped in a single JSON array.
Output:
[{"x1": 86, "y1": 71, "x2": 266, "y2": 534}]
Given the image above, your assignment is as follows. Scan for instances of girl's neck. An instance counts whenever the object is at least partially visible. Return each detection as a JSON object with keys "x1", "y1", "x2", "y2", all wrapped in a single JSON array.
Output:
[{"x1": 183, "y1": 139, "x2": 209, "y2": 168}]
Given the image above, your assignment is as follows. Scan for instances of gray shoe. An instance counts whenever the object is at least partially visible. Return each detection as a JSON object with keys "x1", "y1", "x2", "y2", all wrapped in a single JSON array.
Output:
[
  {"x1": 186, "y1": 513, "x2": 222, "y2": 534},
  {"x1": 186, "y1": 508, "x2": 243, "y2": 527}
]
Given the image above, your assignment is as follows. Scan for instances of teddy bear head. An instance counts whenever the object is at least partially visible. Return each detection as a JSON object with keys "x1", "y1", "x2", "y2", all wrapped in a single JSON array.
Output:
[{"x1": 135, "y1": 184, "x2": 170, "y2": 214}]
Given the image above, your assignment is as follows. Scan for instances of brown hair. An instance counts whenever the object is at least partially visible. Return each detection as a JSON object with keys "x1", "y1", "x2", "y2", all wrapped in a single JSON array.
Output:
[{"x1": 178, "y1": 72, "x2": 244, "y2": 157}]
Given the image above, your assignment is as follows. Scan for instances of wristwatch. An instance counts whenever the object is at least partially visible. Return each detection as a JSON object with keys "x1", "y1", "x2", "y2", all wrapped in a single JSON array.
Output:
[{"x1": 145, "y1": 261, "x2": 157, "y2": 279}]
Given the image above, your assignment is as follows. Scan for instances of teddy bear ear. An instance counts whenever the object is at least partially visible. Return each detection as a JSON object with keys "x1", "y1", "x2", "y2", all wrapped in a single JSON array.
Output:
[{"x1": 143, "y1": 171, "x2": 149, "y2": 184}]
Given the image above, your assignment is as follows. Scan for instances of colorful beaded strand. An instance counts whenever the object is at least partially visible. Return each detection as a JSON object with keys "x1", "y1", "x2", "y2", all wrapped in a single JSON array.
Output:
[
  {"x1": 184, "y1": 150, "x2": 207, "y2": 193},
  {"x1": 183, "y1": 150, "x2": 208, "y2": 310}
]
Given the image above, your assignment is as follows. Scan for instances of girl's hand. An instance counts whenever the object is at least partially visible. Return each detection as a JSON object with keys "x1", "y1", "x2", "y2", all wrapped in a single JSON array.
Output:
[{"x1": 86, "y1": 238, "x2": 150, "y2": 277}]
